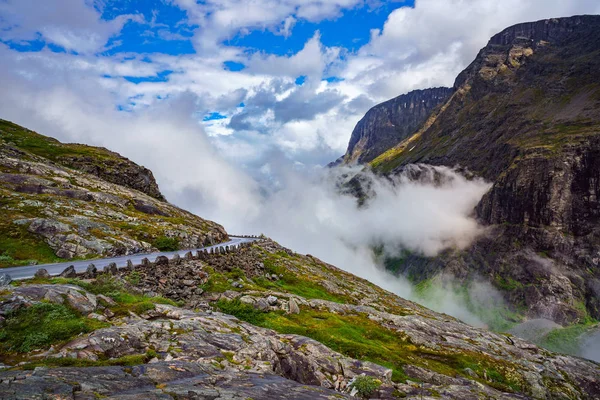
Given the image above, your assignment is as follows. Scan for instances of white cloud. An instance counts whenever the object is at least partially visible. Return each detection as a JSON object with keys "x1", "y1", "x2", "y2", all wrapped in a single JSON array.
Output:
[{"x1": 0, "y1": 0, "x2": 136, "y2": 54}]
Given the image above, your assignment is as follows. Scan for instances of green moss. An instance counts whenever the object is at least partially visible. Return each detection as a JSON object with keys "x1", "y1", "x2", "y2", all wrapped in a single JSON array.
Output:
[
  {"x1": 19, "y1": 351, "x2": 155, "y2": 370},
  {"x1": 0, "y1": 302, "x2": 107, "y2": 353},
  {"x1": 494, "y1": 274, "x2": 523, "y2": 292}
]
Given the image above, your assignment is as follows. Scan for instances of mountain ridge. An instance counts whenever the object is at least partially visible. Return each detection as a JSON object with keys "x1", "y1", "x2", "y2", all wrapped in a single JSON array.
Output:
[
  {"x1": 334, "y1": 15, "x2": 600, "y2": 328},
  {"x1": 0, "y1": 119, "x2": 228, "y2": 267}
]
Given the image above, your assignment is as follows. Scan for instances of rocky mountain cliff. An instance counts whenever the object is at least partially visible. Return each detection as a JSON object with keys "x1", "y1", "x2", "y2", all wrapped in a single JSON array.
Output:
[
  {"x1": 0, "y1": 120, "x2": 165, "y2": 201},
  {"x1": 333, "y1": 87, "x2": 454, "y2": 165},
  {"x1": 0, "y1": 240, "x2": 598, "y2": 399},
  {"x1": 0, "y1": 119, "x2": 227, "y2": 267},
  {"x1": 337, "y1": 16, "x2": 600, "y2": 329}
]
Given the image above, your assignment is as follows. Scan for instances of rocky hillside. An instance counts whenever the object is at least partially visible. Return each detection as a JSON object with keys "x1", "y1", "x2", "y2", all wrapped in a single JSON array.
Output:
[
  {"x1": 333, "y1": 87, "x2": 453, "y2": 165},
  {"x1": 336, "y1": 16, "x2": 600, "y2": 331},
  {"x1": 0, "y1": 240, "x2": 598, "y2": 399},
  {"x1": 0, "y1": 119, "x2": 227, "y2": 267}
]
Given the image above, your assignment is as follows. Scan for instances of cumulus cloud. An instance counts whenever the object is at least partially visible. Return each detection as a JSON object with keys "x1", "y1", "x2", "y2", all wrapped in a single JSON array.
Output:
[{"x1": 0, "y1": 0, "x2": 137, "y2": 54}]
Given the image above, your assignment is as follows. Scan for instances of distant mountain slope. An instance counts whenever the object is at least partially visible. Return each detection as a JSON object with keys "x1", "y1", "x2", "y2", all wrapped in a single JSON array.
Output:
[
  {"x1": 335, "y1": 15, "x2": 600, "y2": 327},
  {"x1": 0, "y1": 119, "x2": 227, "y2": 267},
  {"x1": 334, "y1": 87, "x2": 453, "y2": 165}
]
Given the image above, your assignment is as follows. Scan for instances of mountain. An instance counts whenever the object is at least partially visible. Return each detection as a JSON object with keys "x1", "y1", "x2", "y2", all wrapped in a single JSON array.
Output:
[
  {"x1": 333, "y1": 87, "x2": 454, "y2": 166},
  {"x1": 0, "y1": 119, "x2": 227, "y2": 267},
  {"x1": 0, "y1": 239, "x2": 598, "y2": 398},
  {"x1": 336, "y1": 16, "x2": 600, "y2": 327}
]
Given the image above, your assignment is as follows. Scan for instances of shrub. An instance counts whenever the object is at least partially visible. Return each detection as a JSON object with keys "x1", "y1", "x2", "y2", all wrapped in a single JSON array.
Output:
[
  {"x1": 153, "y1": 236, "x2": 179, "y2": 251},
  {"x1": 349, "y1": 375, "x2": 382, "y2": 399}
]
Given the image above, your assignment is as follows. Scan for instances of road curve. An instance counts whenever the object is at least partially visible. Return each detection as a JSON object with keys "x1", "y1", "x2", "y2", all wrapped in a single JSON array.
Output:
[{"x1": 2, "y1": 236, "x2": 257, "y2": 280}]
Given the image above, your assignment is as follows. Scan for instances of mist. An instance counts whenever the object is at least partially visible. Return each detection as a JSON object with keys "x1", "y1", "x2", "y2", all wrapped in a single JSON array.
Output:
[{"x1": 0, "y1": 82, "x2": 500, "y2": 327}]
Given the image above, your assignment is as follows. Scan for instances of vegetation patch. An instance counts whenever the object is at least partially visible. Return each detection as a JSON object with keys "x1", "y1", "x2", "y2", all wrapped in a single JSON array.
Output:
[
  {"x1": 19, "y1": 352, "x2": 156, "y2": 370},
  {"x1": 152, "y1": 236, "x2": 179, "y2": 252},
  {"x1": 0, "y1": 302, "x2": 107, "y2": 353},
  {"x1": 215, "y1": 298, "x2": 523, "y2": 391},
  {"x1": 349, "y1": 375, "x2": 382, "y2": 399}
]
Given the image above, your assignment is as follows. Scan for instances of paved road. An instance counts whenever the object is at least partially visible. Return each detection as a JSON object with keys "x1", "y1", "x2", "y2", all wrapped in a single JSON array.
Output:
[{"x1": 2, "y1": 236, "x2": 257, "y2": 280}]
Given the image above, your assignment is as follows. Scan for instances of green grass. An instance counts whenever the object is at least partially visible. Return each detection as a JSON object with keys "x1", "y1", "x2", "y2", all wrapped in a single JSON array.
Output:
[
  {"x1": 0, "y1": 212, "x2": 62, "y2": 267},
  {"x1": 413, "y1": 277, "x2": 522, "y2": 333},
  {"x1": 538, "y1": 322, "x2": 597, "y2": 355},
  {"x1": 253, "y1": 255, "x2": 349, "y2": 303},
  {"x1": 24, "y1": 275, "x2": 179, "y2": 316},
  {"x1": 0, "y1": 119, "x2": 120, "y2": 164},
  {"x1": 152, "y1": 236, "x2": 179, "y2": 252},
  {"x1": 349, "y1": 375, "x2": 382, "y2": 399},
  {"x1": 215, "y1": 298, "x2": 524, "y2": 391},
  {"x1": 0, "y1": 302, "x2": 107, "y2": 353}
]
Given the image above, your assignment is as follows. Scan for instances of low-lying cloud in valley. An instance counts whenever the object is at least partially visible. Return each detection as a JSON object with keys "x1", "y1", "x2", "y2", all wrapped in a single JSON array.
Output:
[{"x1": 0, "y1": 83, "x2": 498, "y2": 326}]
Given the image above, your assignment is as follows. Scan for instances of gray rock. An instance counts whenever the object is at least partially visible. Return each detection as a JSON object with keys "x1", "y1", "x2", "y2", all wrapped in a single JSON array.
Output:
[
  {"x1": 0, "y1": 274, "x2": 11, "y2": 287},
  {"x1": 84, "y1": 264, "x2": 97, "y2": 278},
  {"x1": 288, "y1": 298, "x2": 300, "y2": 314},
  {"x1": 12, "y1": 284, "x2": 97, "y2": 315},
  {"x1": 267, "y1": 295, "x2": 278, "y2": 306},
  {"x1": 255, "y1": 298, "x2": 270, "y2": 311},
  {"x1": 34, "y1": 269, "x2": 50, "y2": 279},
  {"x1": 59, "y1": 265, "x2": 76, "y2": 278},
  {"x1": 103, "y1": 262, "x2": 118, "y2": 275},
  {"x1": 155, "y1": 256, "x2": 169, "y2": 266}
]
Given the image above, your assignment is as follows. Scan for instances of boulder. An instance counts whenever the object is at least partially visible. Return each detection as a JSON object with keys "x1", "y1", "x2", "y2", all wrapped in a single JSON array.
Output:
[
  {"x1": 0, "y1": 274, "x2": 11, "y2": 287},
  {"x1": 288, "y1": 298, "x2": 300, "y2": 315},
  {"x1": 59, "y1": 266, "x2": 77, "y2": 278},
  {"x1": 255, "y1": 298, "x2": 270, "y2": 311},
  {"x1": 155, "y1": 256, "x2": 169, "y2": 266},
  {"x1": 34, "y1": 269, "x2": 50, "y2": 279},
  {"x1": 103, "y1": 263, "x2": 118, "y2": 275},
  {"x1": 83, "y1": 264, "x2": 97, "y2": 278},
  {"x1": 13, "y1": 284, "x2": 97, "y2": 315},
  {"x1": 267, "y1": 295, "x2": 278, "y2": 306}
]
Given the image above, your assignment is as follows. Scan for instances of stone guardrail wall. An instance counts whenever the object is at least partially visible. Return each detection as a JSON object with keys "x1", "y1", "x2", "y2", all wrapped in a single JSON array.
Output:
[{"x1": 47, "y1": 237, "x2": 264, "y2": 279}]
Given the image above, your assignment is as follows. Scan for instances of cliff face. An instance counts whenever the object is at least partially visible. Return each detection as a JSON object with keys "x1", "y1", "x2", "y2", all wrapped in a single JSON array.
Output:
[
  {"x1": 341, "y1": 16, "x2": 600, "y2": 325},
  {"x1": 0, "y1": 119, "x2": 227, "y2": 266},
  {"x1": 0, "y1": 119, "x2": 165, "y2": 201},
  {"x1": 340, "y1": 87, "x2": 453, "y2": 165}
]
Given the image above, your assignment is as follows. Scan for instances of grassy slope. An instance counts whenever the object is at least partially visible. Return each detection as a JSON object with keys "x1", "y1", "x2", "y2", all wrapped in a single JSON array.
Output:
[
  {"x1": 0, "y1": 120, "x2": 226, "y2": 267},
  {"x1": 0, "y1": 119, "x2": 126, "y2": 165},
  {"x1": 208, "y1": 247, "x2": 527, "y2": 393}
]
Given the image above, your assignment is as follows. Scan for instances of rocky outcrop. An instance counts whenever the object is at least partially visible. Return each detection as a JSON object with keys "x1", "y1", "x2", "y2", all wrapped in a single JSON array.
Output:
[
  {"x1": 58, "y1": 152, "x2": 165, "y2": 201},
  {"x1": 339, "y1": 87, "x2": 453, "y2": 165},
  {"x1": 338, "y1": 15, "x2": 600, "y2": 324},
  {"x1": 1, "y1": 241, "x2": 599, "y2": 399},
  {"x1": 0, "y1": 123, "x2": 228, "y2": 265},
  {"x1": 0, "y1": 361, "x2": 354, "y2": 399},
  {"x1": 0, "y1": 119, "x2": 165, "y2": 201}
]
